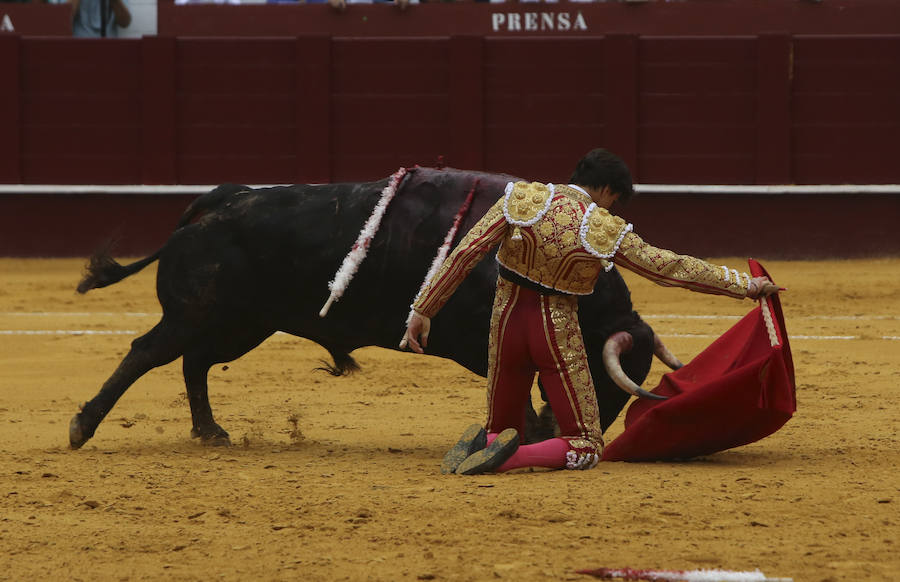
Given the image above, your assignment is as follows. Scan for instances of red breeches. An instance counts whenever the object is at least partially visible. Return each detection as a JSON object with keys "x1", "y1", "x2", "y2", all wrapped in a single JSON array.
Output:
[{"x1": 485, "y1": 277, "x2": 604, "y2": 455}]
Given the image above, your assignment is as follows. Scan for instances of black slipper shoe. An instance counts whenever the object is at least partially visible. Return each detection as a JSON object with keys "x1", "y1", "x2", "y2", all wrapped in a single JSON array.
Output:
[
  {"x1": 440, "y1": 424, "x2": 488, "y2": 474},
  {"x1": 455, "y1": 428, "x2": 519, "y2": 475}
]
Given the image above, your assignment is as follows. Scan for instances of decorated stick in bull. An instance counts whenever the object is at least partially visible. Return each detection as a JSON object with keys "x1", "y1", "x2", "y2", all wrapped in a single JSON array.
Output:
[
  {"x1": 576, "y1": 567, "x2": 792, "y2": 582},
  {"x1": 404, "y1": 179, "x2": 479, "y2": 329},
  {"x1": 319, "y1": 167, "x2": 409, "y2": 318}
]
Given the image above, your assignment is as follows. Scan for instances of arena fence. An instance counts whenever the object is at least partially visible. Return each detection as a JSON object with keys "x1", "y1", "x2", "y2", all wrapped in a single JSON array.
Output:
[{"x1": 2, "y1": 33, "x2": 900, "y2": 187}]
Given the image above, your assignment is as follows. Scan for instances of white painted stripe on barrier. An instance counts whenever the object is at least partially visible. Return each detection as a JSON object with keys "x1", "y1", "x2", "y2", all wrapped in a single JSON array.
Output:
[
  {"x1": 2, "y1": 184, "x2": 899, "y2": 195},
  {"x1": 0, "y1": 184, "x2": 280, "y2": 195},
  {"x1": 636, "y1": 184, "x2": 900, "y2": 195}
]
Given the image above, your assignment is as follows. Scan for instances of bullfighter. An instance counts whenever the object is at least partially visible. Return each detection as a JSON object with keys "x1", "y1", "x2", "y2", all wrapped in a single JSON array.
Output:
[{"x1": 401, "y1": 149, "x2": 780, "y2": 475}]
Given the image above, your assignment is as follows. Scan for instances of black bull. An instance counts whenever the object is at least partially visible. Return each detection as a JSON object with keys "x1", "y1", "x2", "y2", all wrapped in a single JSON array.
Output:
[{"x1": 69, "y1": 167, "x2": 658, "y2": 450}]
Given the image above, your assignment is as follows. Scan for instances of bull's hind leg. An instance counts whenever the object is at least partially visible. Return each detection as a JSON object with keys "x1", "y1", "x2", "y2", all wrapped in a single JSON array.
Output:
[
  {"x1": 183, "y1": 357, "x2": 230, "y2": 445},
  {"x1": 182, "y1": 326, "x2": 273, "y2": 446},
  {"x1": 70, "y1": 322, "x2": 182, "y2": 449}
]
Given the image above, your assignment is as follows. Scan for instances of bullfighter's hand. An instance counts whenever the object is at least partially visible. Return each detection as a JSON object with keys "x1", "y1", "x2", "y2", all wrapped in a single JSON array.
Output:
[
  {"x1": 747, "y1": 276, "x2": 783, "y2": 299},
  {"x1": 400, "y1": 313, "x2": 431, "y2": 354}
]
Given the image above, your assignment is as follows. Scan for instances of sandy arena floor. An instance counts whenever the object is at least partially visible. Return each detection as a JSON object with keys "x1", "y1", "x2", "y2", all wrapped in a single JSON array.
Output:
[{"x1": 0, "y1": 257, "x2": 897, "y2": 582}]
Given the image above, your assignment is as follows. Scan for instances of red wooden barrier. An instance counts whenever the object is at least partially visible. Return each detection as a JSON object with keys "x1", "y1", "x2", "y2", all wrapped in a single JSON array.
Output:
[
  {"x1": 142, "y1": 37, "x2": 178, "y2": 184},
  {"x1": 2, "y1": 33, "x2": 900, "y2": 185},
  {"x1": 792, "y1": 36, "x2": 900, "y2": 184},
  {"x1": 296, "y1": 36, "x2": 332, "y2": 184},
  {"x1": 756, "y1": 33, "x2": 792, "y2": 185},
  {"x1": 449, "y1": 36, "x2": 484, "y2": 172},
  {"x1": 0, "y1": 192, "x2": 197, "y2": 257},
  {"x1": 0, "y1": 35, "x2": 20, "y2": 184},
  {"x1": 0, "y1": 4, "x2": 71, "y2": 37},
  {"x1": 157, "y1": 1, "x2": 900, "y2": 38},
  {"x1": 19, "y1": 38, "x2": 143, "y2": 184}
]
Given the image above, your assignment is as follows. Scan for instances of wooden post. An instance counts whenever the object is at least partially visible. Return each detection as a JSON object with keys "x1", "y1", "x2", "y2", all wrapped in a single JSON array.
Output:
[
  {"x1": 0, "y1": 34, "x2": 21, "y2": 183},
  {"x1": 141, "y1": 35, "x2": 177, "y2": 184},
  {"x1": 604, "y1": 34, "x2": 639, "y2": 179},
  {"x1": 756, "y1": 33, "x2": 793, "y2": 184},
  {"x1": 448, "y1": 35, "x2": 484, "y2": 171},
  {"x1": 296, "y1": 35, "x2": 332, "y2": 184}
]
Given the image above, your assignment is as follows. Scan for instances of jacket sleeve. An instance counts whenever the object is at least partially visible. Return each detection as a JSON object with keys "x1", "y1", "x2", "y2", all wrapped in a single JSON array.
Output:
[
  {"x1": 614, "y1": 231, "x2": 751, "y2": 299},
  {"x1": 412, "y1": 197, "x2": 508, "y2": 318}
]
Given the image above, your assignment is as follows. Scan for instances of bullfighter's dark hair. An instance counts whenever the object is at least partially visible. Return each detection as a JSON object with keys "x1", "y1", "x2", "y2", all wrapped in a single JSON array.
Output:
[{"x1": 569, "y1": 148, "x2": 635, "y2": 204}]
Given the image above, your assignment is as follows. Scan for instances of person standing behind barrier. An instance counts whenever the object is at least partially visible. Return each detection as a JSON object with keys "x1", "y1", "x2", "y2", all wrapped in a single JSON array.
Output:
[
  {"x1": 59, "y1": 0, "x2": 131, "y2": 38},
  {"x1": 324, "y1": 0, "x2": 411, "y2": 11},
  {"x1": 401, "y1": 148, "x2": 780, "y2": 475}
]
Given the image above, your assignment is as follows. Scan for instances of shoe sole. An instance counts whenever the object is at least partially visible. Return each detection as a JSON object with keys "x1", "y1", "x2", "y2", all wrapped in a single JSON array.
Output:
[
  {"x1": 455, "y1": 428, "x2": 519, "y2": 475},
  {"x1": 440, "y1": 424, "x2": 487, "y2": 475}
]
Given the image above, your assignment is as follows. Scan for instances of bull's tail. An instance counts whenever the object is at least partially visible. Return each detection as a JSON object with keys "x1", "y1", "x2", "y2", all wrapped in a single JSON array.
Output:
[
  {"x1": 76, "y1": 242, "x2": 161, "y2": 294},
  {"x1": 76, "y1": 183, "x2": 249, "y2": 294}
]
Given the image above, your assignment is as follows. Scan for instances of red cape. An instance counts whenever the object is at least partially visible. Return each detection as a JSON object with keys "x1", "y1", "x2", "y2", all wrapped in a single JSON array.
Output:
[{"x1": 602, "y1": 259, "x2": 796, "y2": 462}]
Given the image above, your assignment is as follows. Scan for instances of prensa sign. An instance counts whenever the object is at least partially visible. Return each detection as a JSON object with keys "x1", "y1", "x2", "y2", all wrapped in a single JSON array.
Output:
[{"x1": 491, "y1": 10, "x2": 589, "y2": 33}]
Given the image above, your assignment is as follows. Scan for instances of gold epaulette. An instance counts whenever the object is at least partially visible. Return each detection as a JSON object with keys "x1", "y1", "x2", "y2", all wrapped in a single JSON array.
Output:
[
  {"x1": 581, "y1": 206, "x2": 632, "y2": 258},
  {"x1": 503, "y1": 181, "x2": 554, "y2": 226}
]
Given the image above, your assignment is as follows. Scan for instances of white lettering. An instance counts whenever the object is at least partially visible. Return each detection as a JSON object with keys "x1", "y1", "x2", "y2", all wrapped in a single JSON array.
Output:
[
  {"x1": 491, "y1": 13, "x2": 505, "y2": 33},
  {"x1": 491, "y1": 11, "x2": 589, "y2": 34},
  {"x1": 541, "y1": 13, "x2": 555, "y2": 31},
  {"x1": 573, "y1": 11, "x2": 587, "y2": 31},
  {"x1": 1, "y1": 14, "x2": 14, "y2": 33}
]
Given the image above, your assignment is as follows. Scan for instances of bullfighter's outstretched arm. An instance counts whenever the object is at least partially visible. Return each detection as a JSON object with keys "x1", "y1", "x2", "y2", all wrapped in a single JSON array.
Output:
[
  {"x1": 412, "y1": 197, "x2": 508, "y2": 319},
  {"x1": 614, "y1": 231, "x2": 775, "y2": 299},
  {"x1": 401, "y1": 197, "x2": 507, "y2": 354}
]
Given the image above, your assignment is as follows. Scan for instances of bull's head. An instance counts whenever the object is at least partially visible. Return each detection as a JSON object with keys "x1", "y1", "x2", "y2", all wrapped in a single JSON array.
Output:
[{"x1": 603, "y1": 331, "x2": 683, "y2": 400}]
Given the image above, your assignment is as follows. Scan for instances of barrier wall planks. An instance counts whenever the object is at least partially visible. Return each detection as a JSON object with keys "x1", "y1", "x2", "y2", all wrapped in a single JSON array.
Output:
[
  {"x1": 156, "y1": 1, "x2": 900, "y2": 38},
  {"x1": 483, "y1": 37, "x2": 606, "y2": 181},
  {"x1": 791, "y1": 36, "x2": 900, "y2": 185},
  {"x1": 19, "y1": 39, "x2": 144, "y2": 185},
  {"x1": 637, "y1": 37, "x2": 758, "y2": 185},
  {"x1": 4, "y1": 33, "x2": 898, "y2": 186}
]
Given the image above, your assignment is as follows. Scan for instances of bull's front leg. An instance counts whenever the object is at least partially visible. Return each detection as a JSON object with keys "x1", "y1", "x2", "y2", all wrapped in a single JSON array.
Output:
[{"x1": 523, "y1": 393, "x2": 558, "y2": 444}]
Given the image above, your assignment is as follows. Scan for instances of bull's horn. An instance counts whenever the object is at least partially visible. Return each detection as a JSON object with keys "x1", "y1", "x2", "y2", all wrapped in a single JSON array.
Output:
[
  {"x1": 653, "y1": 333, "x2": 684, "y2": 370},
  {"x1": 602, "y1": 331, "x2": 668, "y2": 401}
]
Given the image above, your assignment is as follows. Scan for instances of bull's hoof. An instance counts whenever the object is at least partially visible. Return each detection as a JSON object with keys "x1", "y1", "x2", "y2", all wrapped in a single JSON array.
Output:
[
  {"x1": 524, "y1": 404, "x2": 557, "y2": 444},
  {"x1": 203, "y1": 435, "x2": 232, "y2": 447},
  {"x1": 69, "y1": 413, "x2": 92, "y2": 450},
  {"x1": 191, "y1": 424, "x2": 231, "y2": 447}
]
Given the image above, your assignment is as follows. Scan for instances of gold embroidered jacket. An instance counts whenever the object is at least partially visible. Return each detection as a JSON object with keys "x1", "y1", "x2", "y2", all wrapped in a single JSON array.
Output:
[{"x1": 412, "y1": 181, "x2": 751, "y2": 319}]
